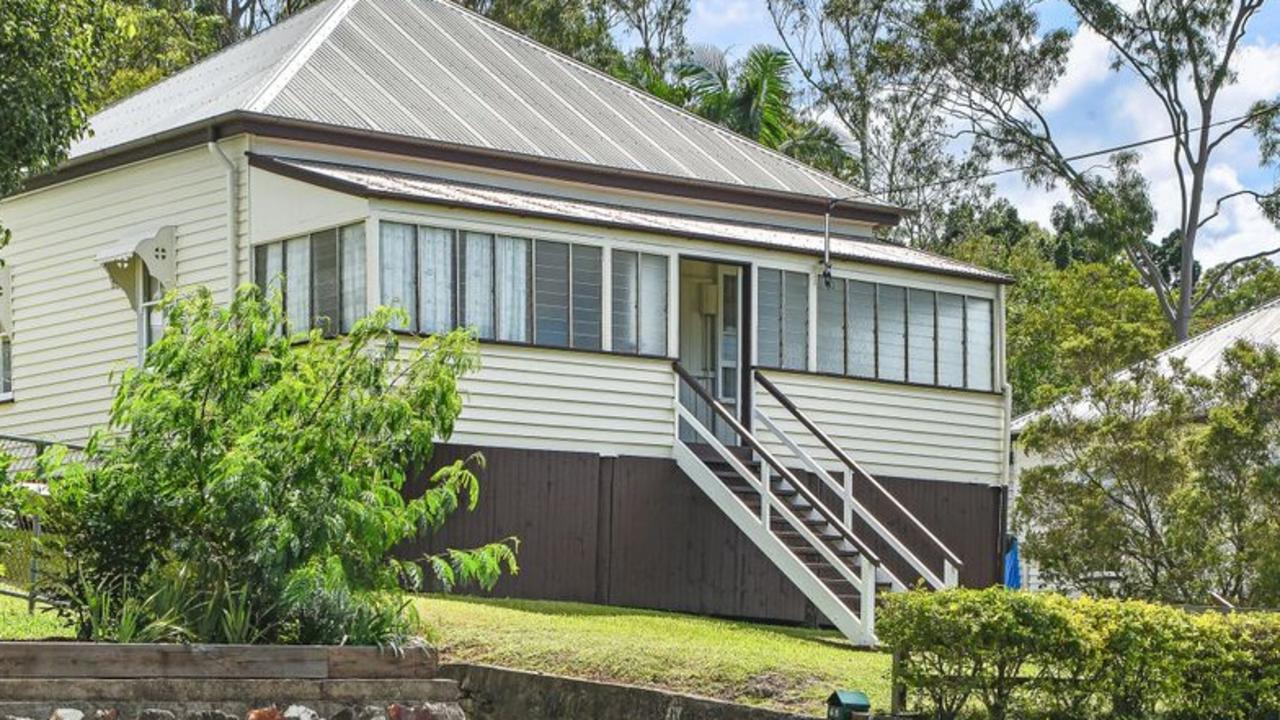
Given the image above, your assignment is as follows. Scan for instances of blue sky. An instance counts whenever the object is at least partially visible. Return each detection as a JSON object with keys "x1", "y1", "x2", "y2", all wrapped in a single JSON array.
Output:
[{"x1": 619, "y1": 1, "x2": 1280, "y2": 268}]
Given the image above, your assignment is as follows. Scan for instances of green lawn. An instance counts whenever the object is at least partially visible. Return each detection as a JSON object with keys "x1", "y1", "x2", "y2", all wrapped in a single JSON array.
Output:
[
  {"x1": 418, "y1": 595, "x2": 892, "y2": 715},
  {"x1": 0, "y1": 592, "x2": 72, "y2": 640},
  {"x1": 0, "y1": 590, "x2": 891, "y2": 715}
]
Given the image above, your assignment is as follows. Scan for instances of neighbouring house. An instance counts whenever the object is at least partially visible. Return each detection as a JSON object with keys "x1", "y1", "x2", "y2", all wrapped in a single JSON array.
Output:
[
  {"x1": 1009, "y1": 297, "x2": 1280, "y2": 593},
  {"x1": 0, "y1": 0, "x2": 1012, "y2": 644}
]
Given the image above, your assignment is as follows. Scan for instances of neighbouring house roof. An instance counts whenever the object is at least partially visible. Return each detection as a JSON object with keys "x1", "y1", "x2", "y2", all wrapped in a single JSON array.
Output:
[
  {"x1": 251, "y1": 154, "x2": 1012, "y2": 283},
  {"x1": 60, "y1": 0, "x2": 897, "y2": 221},
  {"x1": 1011, "y1": 296, "x2": 1280, "y2": 433}
]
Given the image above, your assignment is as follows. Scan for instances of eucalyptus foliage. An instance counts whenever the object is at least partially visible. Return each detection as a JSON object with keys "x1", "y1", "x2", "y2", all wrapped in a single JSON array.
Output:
[
  {"x1": 917, "y1": 0, "x2": 1280, "y2": 341},
  {"x1": 40, "y1": 286, "x2": 516, "y2": 644}
]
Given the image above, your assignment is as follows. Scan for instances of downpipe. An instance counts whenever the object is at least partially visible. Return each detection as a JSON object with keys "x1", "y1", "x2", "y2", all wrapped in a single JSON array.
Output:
[{"x1": 208, "y1": 135, "x2": 239, "y2": 298}]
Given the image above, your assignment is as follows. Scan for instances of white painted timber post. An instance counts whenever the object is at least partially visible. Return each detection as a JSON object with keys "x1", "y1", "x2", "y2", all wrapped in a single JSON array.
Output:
[
  {"x1": 760, "y1": 463, "x2": 771, "y2": 527},
  {"x1": 860, "y1": 555, "x2": 877, "y2": 642},
  {"x1": 842, "y1": 467, "x2": 853, "y2": 529},
  {"x1": 944, "y1": 560, "x2": 960, "y2": 588}
]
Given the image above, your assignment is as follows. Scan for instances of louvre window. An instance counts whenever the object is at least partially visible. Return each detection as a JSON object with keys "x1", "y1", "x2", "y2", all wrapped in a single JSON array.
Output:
[
  {"x1": 816, "y1": 278, "x2": 845, "y2": 374},
  {"x1": 534, "y1": 240, "x2": 569, "y2": 346},
  {"x1": 572, "y1": 245, "x2": 603, "y2": 350},
  {"x1": 966, "y1": 297, "x2": 994, "y2": 391},
  {"x1": 847, "y1": 280, "x2": 876, "y2": 378},
  {"x1": 907, "y1": 289, "x2": 935, "y2": 385},
  {"x1": 876, "y1": 285, "x2": 906, "y2": 382},
  {"x1": 937, "y1": 293, "x2": 965, "y2": 388},
  {"x1": 611, "y1": 250, "x2": 668, "y2": 356},
  {"x1": 380, "y1": 222, "x2": 612, "y2": 353},
  {"x1": 254, "y1": 222, "x2": 367, "y2": 336},
  {"x1": 757, "y1": 268, "x2": 809, "y2": 370},
  {"x1": 807, "y1": 274, "x2": 996, "y2": 392}
]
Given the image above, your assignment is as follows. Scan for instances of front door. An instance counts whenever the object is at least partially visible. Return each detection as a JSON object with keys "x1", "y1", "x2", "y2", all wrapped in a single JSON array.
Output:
[{"x1": 678, "y1": 258, "x2": 746, "y2": 445}]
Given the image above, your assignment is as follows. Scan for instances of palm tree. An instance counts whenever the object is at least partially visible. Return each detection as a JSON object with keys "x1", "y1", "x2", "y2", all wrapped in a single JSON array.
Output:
[
  {"x1": 678, "y1": 44, "x2": 791, "y2": 149},
  {"x1": 676, "y1": 45, "x2": 856, "y2": 181}
]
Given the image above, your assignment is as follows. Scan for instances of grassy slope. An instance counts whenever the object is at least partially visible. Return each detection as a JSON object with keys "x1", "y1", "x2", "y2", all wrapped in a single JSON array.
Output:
[
  {"x1": 0, "y1": 592, "x2": 72, "y2": 640},
  {"x1": 0, "y1": 591, "x2": 892, "y2": 715},
  {"x1": 418, "y1": 595, "x2": 892, "y2": 715}
]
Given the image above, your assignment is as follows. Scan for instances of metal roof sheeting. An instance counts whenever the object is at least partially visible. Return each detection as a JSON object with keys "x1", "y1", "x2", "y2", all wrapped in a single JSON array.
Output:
[
  {"x1": 1012, "y1": 297, "x2": 1280, "y2": 431},
  {"x1": 252, "y1": 154, "x2": 1011, "y2": 283},
  {"x1": 70, "y1": 0, "x2": 876, "y2": 204}
]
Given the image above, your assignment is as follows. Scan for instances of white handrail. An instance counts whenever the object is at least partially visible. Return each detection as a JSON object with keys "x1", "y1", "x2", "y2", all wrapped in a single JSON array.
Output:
[
  {"x1": 755, "y1": 407, "x2": 920, "y2": 590},
  {"x1": 676, "y1": 403, "x2": 869, "y2": 598}
]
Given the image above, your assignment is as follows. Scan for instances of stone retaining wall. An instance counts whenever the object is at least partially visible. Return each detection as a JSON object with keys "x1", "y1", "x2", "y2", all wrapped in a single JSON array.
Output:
[
  {"x1": 0, "y1": 643, "x2": 464, "y2": 720},
  {"x1": 440, "y1": 663, "x2": 820, "y2": 720}
]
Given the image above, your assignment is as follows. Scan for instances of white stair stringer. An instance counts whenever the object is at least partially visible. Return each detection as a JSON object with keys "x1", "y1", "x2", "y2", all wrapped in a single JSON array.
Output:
[{"x1": 672, "y1": 439, "x2": 878, "y2": 646}]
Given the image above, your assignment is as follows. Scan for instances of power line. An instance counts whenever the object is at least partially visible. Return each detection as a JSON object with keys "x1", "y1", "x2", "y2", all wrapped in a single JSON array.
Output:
[{"x1": 845, "y1": 102, "x2": 1279, "y2": 202}]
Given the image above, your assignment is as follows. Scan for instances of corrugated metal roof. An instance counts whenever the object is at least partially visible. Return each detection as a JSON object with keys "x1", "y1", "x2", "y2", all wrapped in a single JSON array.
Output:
[
  {"x1": 252, "y1": 154, "x2": 1010, "y2": 283},
  {"x1": 70, "y1": 0, "x2": 876, "y2": 204},
  {"x1": 1011, "y1": 297, "x2": 1280, "y2": 431}
]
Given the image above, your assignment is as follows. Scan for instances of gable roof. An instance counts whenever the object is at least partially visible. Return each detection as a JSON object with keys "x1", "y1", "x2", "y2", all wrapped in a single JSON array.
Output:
[
  {"x1": 1011, "y1": 297, "x2": 1280, "y2": 432},
  {"x1": 69, "y1": 0, "x2": 884, "y2": 211},
  {"x1": 251, "y1": 153, "x2": 1010, "y2": 283}
]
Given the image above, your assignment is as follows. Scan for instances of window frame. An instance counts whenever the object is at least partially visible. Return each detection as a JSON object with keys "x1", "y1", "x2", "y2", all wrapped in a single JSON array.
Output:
[
  {"x1": 370, "y1": 211, "x2": 676, "y2": 360},
  {"x1": 251, "y1": 221, "x2": 369, "y2": 339},
  {"x1": 136, "y1": 261, "x2": 165, "y2": 365},
  {"x1": 771, "y1": 268, "x2": 1001, "y2": 395},
  {"x1": 0, "y1": 333, "x2": 12, "y2": 402}
]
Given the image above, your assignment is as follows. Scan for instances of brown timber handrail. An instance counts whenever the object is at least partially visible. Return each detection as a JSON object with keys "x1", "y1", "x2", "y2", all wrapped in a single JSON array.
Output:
[
  {"x1": 753, "y1": 369, "x2": 964, "y2": 570},
  {"x1": 673, "y1": 361, "x2": 881, "y2": 565}
]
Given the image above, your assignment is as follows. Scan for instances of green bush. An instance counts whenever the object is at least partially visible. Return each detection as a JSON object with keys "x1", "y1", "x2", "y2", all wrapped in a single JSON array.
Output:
[
  {"x1": 880, "y1": 589, "x2": 1280, "y2": 720},
  {"x1": 36, "y1": 286, "x2": 517, "y2": 645}
]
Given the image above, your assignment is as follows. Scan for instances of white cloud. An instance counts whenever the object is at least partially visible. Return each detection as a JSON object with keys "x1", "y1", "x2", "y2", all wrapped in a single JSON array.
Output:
[
  {"x1": 1073, "y1": 37, "x2": 1280, "y2": 268},
  {"x1": 1043, "y1": 28, "x2": 1113, "y2": 112}
]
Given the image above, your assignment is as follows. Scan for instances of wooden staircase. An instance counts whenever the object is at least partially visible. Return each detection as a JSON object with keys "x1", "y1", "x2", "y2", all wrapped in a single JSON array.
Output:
[{"x1": 672, "y1": 362, "x2": 961, "y2": 646}]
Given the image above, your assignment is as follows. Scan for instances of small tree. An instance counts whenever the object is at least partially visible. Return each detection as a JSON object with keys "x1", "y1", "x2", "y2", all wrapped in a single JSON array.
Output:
[
  {"x1": 1018, "y1": 340, "x2": 1280, "y2": 606},
  {"x1": 40, "y1": 286, "x2": 516, "y2": 644}
]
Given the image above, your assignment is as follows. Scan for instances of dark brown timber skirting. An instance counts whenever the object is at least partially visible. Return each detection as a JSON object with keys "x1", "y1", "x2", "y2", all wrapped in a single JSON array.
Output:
[{"x1": 401, "y1": 444, "x2": 1006, "y2": 624}]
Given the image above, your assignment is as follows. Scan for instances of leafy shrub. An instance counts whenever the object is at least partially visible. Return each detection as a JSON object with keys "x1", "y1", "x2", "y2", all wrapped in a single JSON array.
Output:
[
  {"x1": 880, "y1": 589, "x2": 1280, "y2": 720},
  {"x1": 37, "y1": 286, "x2": 517, "y2": 645}
]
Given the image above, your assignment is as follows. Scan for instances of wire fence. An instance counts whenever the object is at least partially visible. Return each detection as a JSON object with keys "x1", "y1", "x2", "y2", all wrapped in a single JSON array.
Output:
[{"x1": 0, "y1": 434, "x2": 86, "y2": 612}]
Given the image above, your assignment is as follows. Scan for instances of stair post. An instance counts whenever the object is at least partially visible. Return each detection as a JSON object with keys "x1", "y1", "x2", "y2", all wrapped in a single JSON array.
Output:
[
  {"x1": 860, "y1": 555, "x2": 877, "y2": 644},
  {"x1": 760, "y1": 462, "x2": 771, "y2": 526}
]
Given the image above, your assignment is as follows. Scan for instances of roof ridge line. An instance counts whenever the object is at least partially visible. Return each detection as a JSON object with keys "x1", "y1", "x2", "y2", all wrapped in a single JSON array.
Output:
[
  {"x1": 1155, "y1": 294, "x2": 1280, "y2": 361},
  {"x1": 247, "y1": 0, "x2": 362, "y2": 113},
  {"x1": 427, "y1": 0, "x2": 874, "y2": 204}
]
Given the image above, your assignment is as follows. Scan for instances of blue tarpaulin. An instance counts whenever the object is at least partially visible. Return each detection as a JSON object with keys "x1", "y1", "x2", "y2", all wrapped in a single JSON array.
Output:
[{"x1": 1004, "y1": 537, "x2": 1023, "y2": 589}]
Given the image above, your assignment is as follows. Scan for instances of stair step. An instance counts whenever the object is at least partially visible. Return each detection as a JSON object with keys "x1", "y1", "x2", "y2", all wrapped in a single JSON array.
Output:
[
  {"x1": 776, "y1": 529, "x2": 844, "y2": 544},
  {"x1": 772, "y1": 515, "x2": 830, "y2": 530},
  {"x1": 726, "y1": 483, "x2": 798, "y2": 498}
]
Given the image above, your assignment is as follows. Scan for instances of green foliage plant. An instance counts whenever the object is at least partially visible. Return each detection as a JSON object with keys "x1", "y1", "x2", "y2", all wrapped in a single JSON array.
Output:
[
  {"x1": 880, "y1": 588, "x2": 1280, "y2": 720},
  {"x1": 39, "y1": 286, "x2": 517, "y2": 645}
]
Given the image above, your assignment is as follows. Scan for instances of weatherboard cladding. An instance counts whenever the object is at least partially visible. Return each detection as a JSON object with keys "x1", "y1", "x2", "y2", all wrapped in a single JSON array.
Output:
[
  {"x1": 251, "y1": 154, "x2": 1009, "y2": 283},
  {"x1": 70, "y1": 0, "x2": 864, "y2": 201}
]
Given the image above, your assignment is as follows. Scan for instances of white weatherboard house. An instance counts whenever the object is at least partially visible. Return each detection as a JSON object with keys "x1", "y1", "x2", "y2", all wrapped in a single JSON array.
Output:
[{"x1": 0, "y1": 0, "x2": 1012, "y2": 644}]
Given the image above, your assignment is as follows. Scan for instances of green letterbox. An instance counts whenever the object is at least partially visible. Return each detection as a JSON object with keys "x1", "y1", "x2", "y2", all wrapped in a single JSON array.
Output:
[{"x1": 827, "y1": 690, "x2": 872, "y2": 720}]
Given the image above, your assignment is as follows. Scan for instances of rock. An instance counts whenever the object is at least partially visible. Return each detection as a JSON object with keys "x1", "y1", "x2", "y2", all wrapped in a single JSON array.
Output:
[
  {"x1": 281, "y1": 707, "x2": 317, "y2": 720},
  {"x1": 187, "y1": 713, "x2": 236, "y2": 720},
  {"x1": 50, "y1": 710, "x2": 84, "y2": 720},
  {"x1": 384, "y1": 704, "x2": 462, "y2": 720},
  {"x1": 3, "y1": 715, "x2": 36, "y2": 720},
  {"x1": 137, "y1": 711, "x2": 175, "y2": 720},
  {"x1": 93, "y1": 711, "x2": 119, "y2": 720}
]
